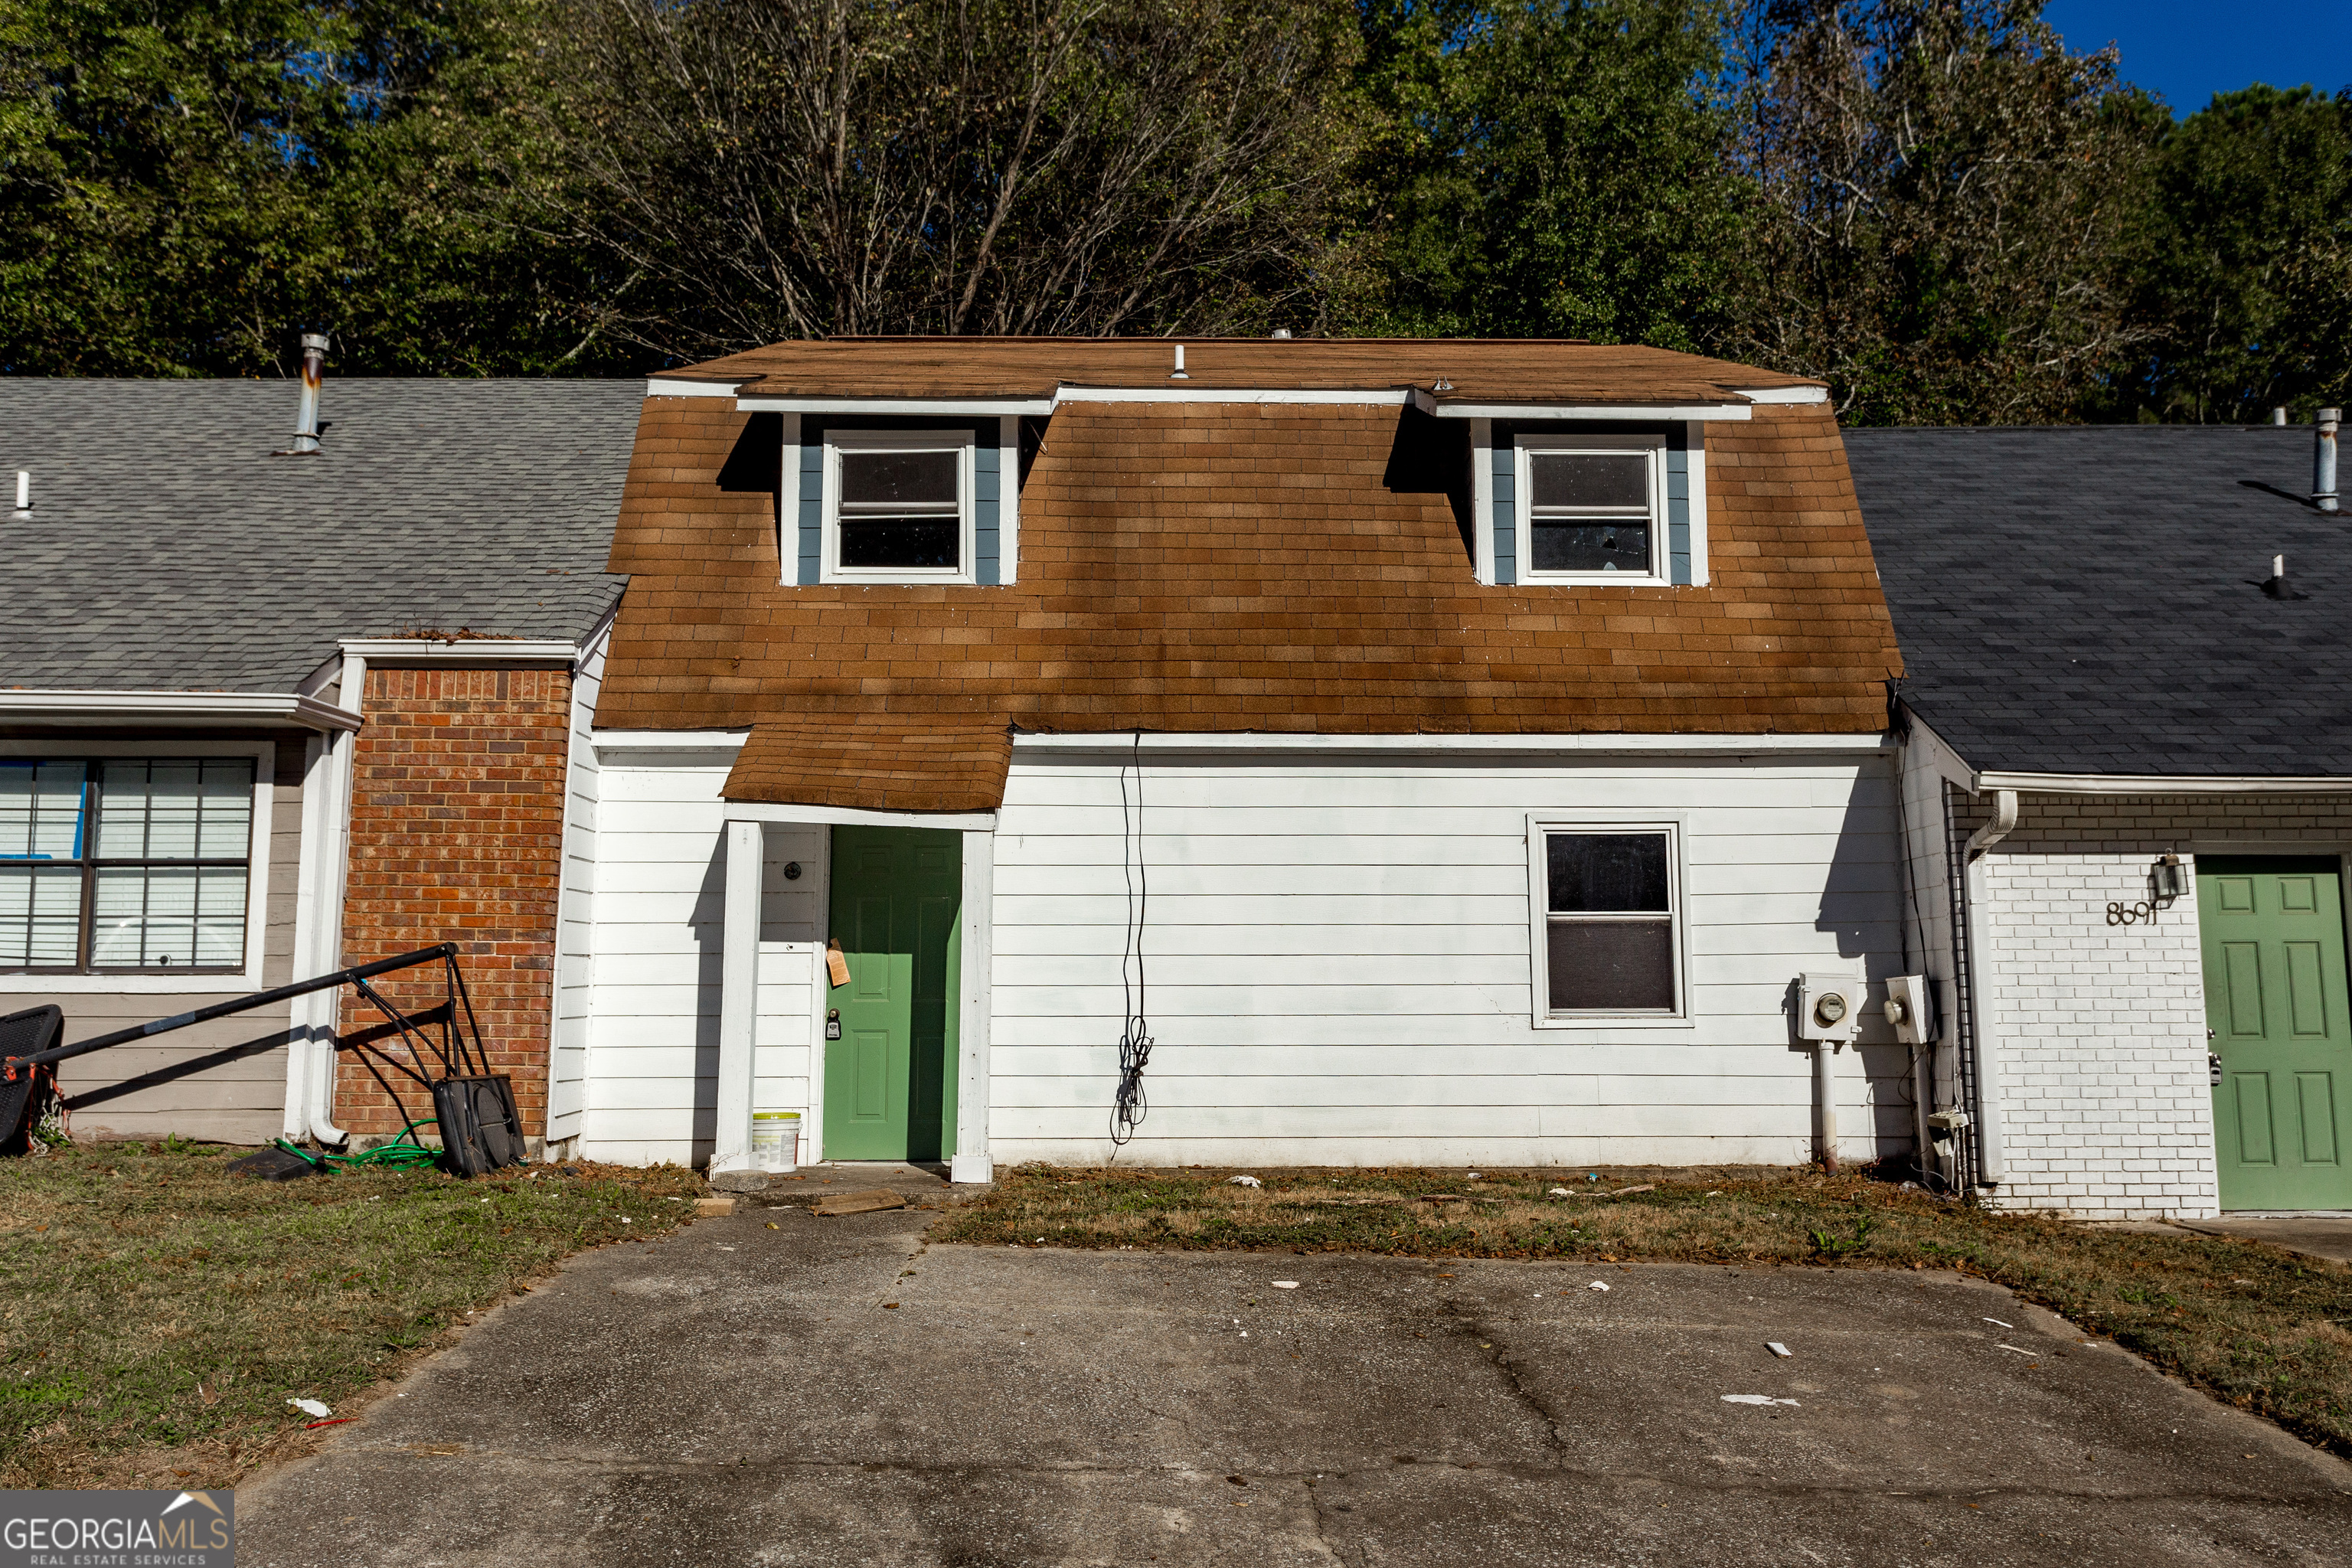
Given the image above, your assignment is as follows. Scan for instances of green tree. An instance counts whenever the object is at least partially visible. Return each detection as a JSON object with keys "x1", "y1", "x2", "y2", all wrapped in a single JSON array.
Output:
[
  {"x1": 505, "y1": 0, "x2": 1363, "y2": 359},
  {"x1": 0, "y1": 0, "x2": 631, "y2": 376},
  {"x1": 1344, "y1": 0, "x2": 1744, "y2": 347},
  {"x1": 2104, "y1": 84, "x2": 2352, "y2": 423},
  {"x1": 1720, "y1": 0, "x2": 2158, "y2": 424}
]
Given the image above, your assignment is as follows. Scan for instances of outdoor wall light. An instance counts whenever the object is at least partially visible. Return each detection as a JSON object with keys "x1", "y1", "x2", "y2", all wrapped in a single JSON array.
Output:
[{"x1": 2151, "y1": 852, "x2": 2190, "y2": 902}]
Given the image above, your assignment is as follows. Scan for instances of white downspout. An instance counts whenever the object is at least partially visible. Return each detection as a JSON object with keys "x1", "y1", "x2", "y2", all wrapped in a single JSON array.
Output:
[
  {"x1": 1962, "y1": 789, "x2": 2019, "y2": 1187},
  {"x1": 305, "y1": 651, "x2": 365, "y2": 1145},
  {"x1": 283, "y1": 732, "x2": 328, "y2": 1142}
]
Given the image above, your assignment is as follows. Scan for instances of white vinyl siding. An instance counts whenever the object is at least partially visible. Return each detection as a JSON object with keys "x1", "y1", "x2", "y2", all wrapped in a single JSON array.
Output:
[
  {"x1": 546, "y1": 630, "x2": 607, "y2": 1144},
  {"x1": 583, "y1": 747, "x2": 822, "y2": 1166},
  {"x1": 985, "y1": 751, "x2": 1903, "y2": 1168}
]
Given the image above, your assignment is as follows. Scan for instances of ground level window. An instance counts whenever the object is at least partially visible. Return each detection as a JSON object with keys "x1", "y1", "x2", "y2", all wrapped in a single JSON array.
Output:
[
  {"x1": 0, "y1": 758, "x2": 256, "y2": 973},
  {"x1": 1542, "y1": 828, "x2": 1678, "y2": 1013}
]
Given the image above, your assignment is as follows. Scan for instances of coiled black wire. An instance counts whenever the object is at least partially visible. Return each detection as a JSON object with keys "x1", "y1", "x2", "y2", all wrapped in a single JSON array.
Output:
[{"x1": 1109, "y1": 732, "x2": 1152, "y2": 1148}]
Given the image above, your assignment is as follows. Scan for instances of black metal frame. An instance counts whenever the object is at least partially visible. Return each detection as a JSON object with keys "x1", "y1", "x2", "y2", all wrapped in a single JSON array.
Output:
[{"x1": 0, "y1": 756, "x2": 257, "y2": 976}]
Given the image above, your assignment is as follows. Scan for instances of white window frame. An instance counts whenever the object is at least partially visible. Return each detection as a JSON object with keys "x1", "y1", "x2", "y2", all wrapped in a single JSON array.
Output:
[
  {"x1": 1526, "y1": 814, "x2": 1690, "y2": 1027},
  {"x1": 0, "y1": 740, "x2": 276, "y2": 994},
  {"x1": 1513, "y1": 433, "x2": 1670, "y2": 586},
  {"x1": 819, "y1": 428, "x2": 977, "y2": 585}
]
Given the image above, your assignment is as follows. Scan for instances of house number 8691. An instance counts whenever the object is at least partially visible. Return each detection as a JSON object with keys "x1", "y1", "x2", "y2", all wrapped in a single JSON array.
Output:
[{"x1": 2107, "y1": 900, "x2": 2161, "y2": 926}]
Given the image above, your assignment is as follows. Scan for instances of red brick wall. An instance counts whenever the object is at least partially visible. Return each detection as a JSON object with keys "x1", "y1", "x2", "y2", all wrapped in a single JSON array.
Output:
[{"x1": 335, "y1": 665, "x2": 571, "y2": 1138}]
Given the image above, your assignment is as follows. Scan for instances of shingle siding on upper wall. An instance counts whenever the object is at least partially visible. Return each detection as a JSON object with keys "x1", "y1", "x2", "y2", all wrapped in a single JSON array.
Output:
[{"x1": 601, "y1": 392, "x2": 1903, "y2": 807}]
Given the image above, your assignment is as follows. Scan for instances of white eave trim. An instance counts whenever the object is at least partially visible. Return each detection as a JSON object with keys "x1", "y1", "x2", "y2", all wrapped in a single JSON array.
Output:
[
  {"x1": 1054, "y1": 387, "x2": 1412, "y2": 406},
  {"x1": 723, "y1": 801, "x2": 998, "y2": 831},
  {"x1": 647, "y1": 377, "x2": 750, "y2": 398},
  {"x1": 0, "y1": 689, "x2": 362, "y2": 731},
  {"x1": 737, "y1": 394, "x2": 1055, "y2": 416},
  {"x1": 1011, "y1": 730, "x2": 1890, "y2": 756},
  {"x1": 593, "y1": 727, "x2": 752, "y2": 751},
  {"x1": 1972, "y1": 769, "x2": 2352, "y2": 797},
  {"x1": 1729, "y1": 385, "x2": 1829, "y2": 405},
  {"x1": 337, "y1": 638, "x2": 580, "y2": 663},
  {"x1": 1418, "y1": 394, "x2": 1753, "y2": 422}
]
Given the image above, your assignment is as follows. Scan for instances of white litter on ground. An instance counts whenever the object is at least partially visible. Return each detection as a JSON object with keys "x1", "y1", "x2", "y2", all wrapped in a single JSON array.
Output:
[
  {"x1": 288, "y1": 1398, "x2": 332, "y2": 1419},
  {"x1": 1587, "y1": 1281, "x2": 1611, "y2": 1292},
  {"x1": 1229, "y1": 1175, "x2": 1263, "y2": 1187},
  {"x1": 1767, "y1": 1342, "x2": 1793, "y2": 1357},
  {"x1": 1272, "y1": 1281, "x2": 1298, "y2": 1289},
  {"x1": 1983, "y1": 1316, "x2": 2014, "y2": 1328},
  {"x1": 1995, "y1": 1344, "x2": 2037, "y2": 1356},
  {"x1": 1548, "y1": 1187, "x2": 1573, "y2": 1197},
  {"x1": 1720, "y1": 1394, "x2": 1800, "y2": 1407}
]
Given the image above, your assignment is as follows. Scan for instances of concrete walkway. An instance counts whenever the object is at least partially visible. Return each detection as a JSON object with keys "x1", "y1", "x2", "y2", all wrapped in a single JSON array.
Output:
[
  {"x1": 240, "y1": 1202, "x2": 2352, "y2": 1567},
  {"x1": 2172, "y1": 1216, "x2": 2352, "y2": 1266}
]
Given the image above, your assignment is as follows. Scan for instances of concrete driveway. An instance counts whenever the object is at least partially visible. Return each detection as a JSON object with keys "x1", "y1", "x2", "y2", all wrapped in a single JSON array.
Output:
[{"x1": 241, "y1": 1197, "x2": 2352, "y2": 1567}]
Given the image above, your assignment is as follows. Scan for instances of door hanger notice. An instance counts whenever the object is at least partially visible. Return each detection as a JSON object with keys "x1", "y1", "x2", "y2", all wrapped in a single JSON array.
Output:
[{"x1": 825, "y1": 939, "x2": 850, "y2": 988}]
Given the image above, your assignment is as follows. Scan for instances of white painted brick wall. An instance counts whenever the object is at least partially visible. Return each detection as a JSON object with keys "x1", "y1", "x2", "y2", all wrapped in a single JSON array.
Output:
[{"x1": 1961, "y1": 795, "x2": 2352, "y2": 1219}]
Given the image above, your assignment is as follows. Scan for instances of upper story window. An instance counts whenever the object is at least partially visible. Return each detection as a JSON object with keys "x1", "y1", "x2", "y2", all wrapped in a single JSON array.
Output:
[
  {"x1": 822, "y1": 430, "x2": 975, "y2": 583},
  {"x1": 1516, "y1": 433, "x2": 1667, "y2": 584},
  {"x1": 1, "y1": 758, "x2": 257, "y2": 975}
]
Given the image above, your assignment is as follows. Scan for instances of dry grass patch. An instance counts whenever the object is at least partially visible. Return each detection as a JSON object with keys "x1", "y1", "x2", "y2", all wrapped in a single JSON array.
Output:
[
  {"x1": 934, "y1": 1163, "x2": 2352, "y2": 1455},
  {"x1": 1, "y1": 1139, "x2": 703, "y2": 1490}
]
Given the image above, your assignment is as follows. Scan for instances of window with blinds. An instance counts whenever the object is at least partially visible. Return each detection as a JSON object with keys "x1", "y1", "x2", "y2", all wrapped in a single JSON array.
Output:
[{"x1": 0, "y1": 759, "x2": 256, "y2": 973}]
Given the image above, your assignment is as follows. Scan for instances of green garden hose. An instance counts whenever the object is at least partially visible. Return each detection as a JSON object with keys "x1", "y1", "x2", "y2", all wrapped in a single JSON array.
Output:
[{"x1": 272, "y1": 1119, "x2": 443, "y2": 1173}]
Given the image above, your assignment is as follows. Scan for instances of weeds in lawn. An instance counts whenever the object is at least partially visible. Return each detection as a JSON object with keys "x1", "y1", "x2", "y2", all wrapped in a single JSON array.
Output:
[
  {"x1": 936, "y1": 1163, "x2": 2352, "y2": 1457},
  {"x1": 0, "y1": 1140, "x2": 702, "y2": 1490}
]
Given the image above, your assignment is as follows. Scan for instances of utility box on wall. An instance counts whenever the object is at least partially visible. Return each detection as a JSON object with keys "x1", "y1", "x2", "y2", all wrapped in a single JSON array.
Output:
[
  {"x1": 1798, "y1": 971, "x2": 1863, "y2": 1044},
  {"x1": 1884, "y1": 973, "x2": 1936, "y2": 1045}
]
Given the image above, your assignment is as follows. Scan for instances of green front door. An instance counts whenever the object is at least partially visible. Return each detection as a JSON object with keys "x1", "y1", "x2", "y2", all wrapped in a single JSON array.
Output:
[
  {"x1": 825, "y1": 826, "x2": 960, "y2": 1162},
  {"x1": 2201, "y1": 855, "x2": 2352, "y2": 1210}
]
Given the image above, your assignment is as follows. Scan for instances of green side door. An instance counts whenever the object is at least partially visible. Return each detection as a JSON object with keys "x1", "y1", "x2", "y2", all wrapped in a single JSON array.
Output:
[
  {"x1": 2200, "y1": 855, "x2": 2352, "y2": 1210},
  {"x1": 825, "y1": 826, "x2": 961, "y2": 1163}
]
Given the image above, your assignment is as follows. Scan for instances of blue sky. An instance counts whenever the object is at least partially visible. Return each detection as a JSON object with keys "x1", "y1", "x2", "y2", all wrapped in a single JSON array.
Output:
[{"x1": 2042, "y1": 2, "x2": 2351, "y2": 115}]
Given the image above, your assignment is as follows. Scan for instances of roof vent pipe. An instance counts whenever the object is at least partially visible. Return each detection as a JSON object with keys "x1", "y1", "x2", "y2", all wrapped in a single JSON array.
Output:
[
  {"x1": 2272, "y1": 407, "x2": 2289, "y2": 425},
  {"x1": 1170, "y1": 343, "x2": 1188, "y2": 381},
  {"x1": 280, "y1": 332, "x2": 329, "y2": 456},
  {"x1": 2316, "y1": 407, "x2": 2340, "y2": 514},
  {"x1": 11, "y1": 471, "x2": 26, "y2": 514},
  {"x1": 1270, "y1": 328, "x2": 1292, "y2": 340}
]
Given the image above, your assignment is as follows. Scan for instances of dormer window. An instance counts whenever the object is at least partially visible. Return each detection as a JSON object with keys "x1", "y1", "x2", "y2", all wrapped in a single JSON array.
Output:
[
  {"x1": 822, "y1": 430, "x2": 975, "y2": 583},
  {"x1": 1516, "y1": 433, "x2": 1667, "y2": 584}
]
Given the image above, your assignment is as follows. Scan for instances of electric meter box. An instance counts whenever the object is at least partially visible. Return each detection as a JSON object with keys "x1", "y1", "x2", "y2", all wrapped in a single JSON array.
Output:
[
  {"x1": 1885, "y1": 973, "x2": 1937, "y2": 1046},
  {"x1": 1798, "y1": 971, "x2": 1863, "y2": 1043}
]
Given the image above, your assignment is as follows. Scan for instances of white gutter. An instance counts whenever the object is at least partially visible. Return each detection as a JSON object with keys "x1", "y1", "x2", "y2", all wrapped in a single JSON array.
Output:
[
  {"x1": 1011, "y1": 730, "x2": 1891, "y2": 755},
  {"x1": 336, "y1": 638, "x2": 578, "y2": 663},
  {"x1": 1972, "y1": 769, "x2": 2352, "y2": 796},
  {"x1": 0, "y1": 690, "x2": 361, "y2": 731},
  {"x1": 1962, "y1": 789, "x2": 2020, "y2": 1186}
]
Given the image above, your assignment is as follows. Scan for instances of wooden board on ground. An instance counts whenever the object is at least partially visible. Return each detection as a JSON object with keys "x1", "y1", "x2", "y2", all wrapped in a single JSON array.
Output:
[{"x1": 813, "y1": 1188, "x2": 910, "y2": 1217}]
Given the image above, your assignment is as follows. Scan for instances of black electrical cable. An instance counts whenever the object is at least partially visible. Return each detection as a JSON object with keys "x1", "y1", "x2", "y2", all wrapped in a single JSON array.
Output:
[{"x1": 1109, "y1": 732, "x2": 1152, "y2": 1148}]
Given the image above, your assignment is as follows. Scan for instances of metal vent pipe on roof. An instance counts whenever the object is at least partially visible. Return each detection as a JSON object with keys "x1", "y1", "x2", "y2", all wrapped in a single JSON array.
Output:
[
  {"x1": 1170, "y1": 343, "x2": 1188, "y2": 381},
  {"x1": 2317, "y1": 407, "x2": 2340, "y2": 514},
  {"x1": 11, "y1": 471, "x2": 26, "y2": 513},
  {"x1": 284, "y1": 332, "x2": 329, "y2": 456},
  {"x1": 2272, "y1": 407, "x2": 2289, "y2": 426}
]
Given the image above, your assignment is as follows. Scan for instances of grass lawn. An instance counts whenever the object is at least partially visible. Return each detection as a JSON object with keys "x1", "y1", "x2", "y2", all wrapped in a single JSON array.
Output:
[
  {"x1": 935, "y1": 1163, "x2": 2352, "y2": 1456},
  {"x1": 0, "y1": 1139, "x2": 703, "y2": 1490}
]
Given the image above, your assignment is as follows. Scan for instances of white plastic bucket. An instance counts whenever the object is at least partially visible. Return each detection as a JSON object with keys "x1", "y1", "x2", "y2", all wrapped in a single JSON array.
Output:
[{"x1": 750, "y1": 1110, "x2": 802, "y2": 1173}]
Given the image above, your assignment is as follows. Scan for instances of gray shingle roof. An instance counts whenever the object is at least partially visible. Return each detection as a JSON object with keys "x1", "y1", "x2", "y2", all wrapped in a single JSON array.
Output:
[
  {"x1": 0, "y1": 378, "x2": 639, "y2": 693},
  {"x1": 1846, "y1": 424, "x2": 2347, "y2": 778}
]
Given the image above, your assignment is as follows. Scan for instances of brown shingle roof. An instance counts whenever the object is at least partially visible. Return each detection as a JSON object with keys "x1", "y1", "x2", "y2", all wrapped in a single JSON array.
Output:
[
  {"x1": 724, "y1": 707, "x2": 1010, "y2": 813},
  {"x1": 602, "y1": 345, "x2": 1900, "y2": 812},
  {"x1": 668, "y1": 336, "x2": 1818, "y2": 406}
]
